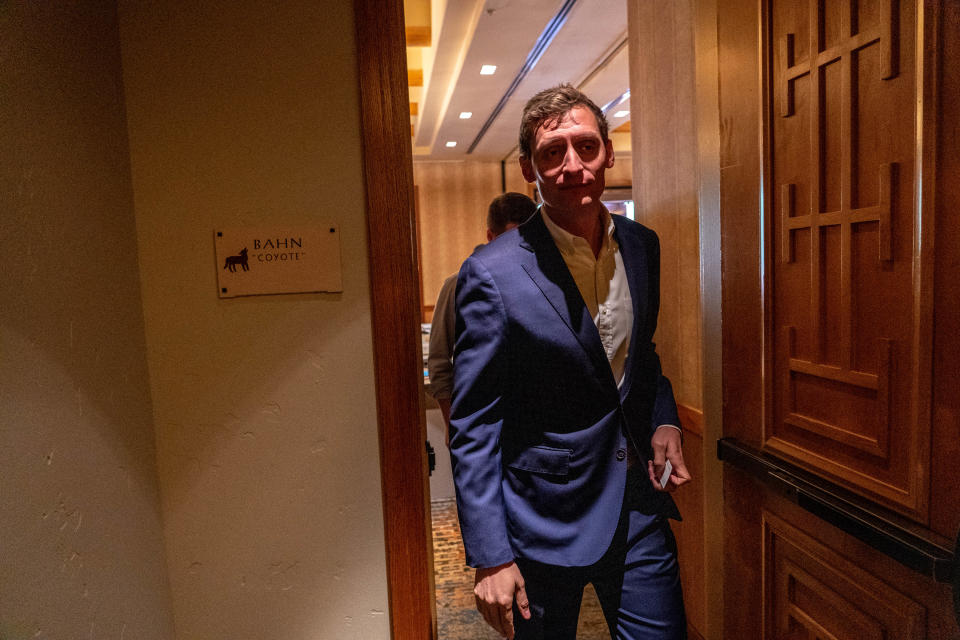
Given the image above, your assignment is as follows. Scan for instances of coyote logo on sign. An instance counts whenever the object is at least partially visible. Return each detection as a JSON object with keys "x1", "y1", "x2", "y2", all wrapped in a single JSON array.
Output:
[{"x1": 223, "y1": 248, "x2": 249, "y2": 272}]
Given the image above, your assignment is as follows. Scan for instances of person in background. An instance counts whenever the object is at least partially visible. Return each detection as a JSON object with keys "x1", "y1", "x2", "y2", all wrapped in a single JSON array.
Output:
[
  {"x1": 427, "y1": 192, "x2": 537, "y2": 426},
  {"x1": 449, "y1": 84, "x2": 691, "y2": 640}
]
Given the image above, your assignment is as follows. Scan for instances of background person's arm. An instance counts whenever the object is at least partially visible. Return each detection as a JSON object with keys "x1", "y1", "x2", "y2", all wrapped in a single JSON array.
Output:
[{"x1": 426, "y1": 274, "x2": 458, "y2": 410}]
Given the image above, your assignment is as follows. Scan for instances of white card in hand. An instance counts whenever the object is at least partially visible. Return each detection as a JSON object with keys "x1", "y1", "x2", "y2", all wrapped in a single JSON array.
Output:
[{"x1": 659, "y1": 460, "x2": 673, "y2": 488}]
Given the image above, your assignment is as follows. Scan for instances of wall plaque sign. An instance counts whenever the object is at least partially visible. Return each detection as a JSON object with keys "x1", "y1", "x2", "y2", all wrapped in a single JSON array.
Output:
[{"x1": 214, "y1": 226, "x2": 342, "y2": 298}]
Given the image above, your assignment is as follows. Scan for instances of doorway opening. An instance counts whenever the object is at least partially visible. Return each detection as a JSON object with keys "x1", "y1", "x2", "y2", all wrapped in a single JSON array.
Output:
[{"x1": 404, "y1": 1, "x2": 637, "y2": 636}]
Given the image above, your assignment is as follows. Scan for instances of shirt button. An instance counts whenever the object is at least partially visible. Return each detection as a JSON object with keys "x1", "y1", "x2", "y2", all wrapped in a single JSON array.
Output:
[{"x1": 616, "y1": 449, "x2": 626, "y2": 461}]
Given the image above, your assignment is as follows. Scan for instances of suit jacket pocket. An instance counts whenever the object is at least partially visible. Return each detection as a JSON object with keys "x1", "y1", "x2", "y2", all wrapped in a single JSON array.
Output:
[{"x1": 505, "y1": 445, "x2": 571, "y2": 477}]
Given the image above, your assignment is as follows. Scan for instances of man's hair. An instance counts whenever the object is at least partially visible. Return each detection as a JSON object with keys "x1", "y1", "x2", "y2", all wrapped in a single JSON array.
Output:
[
  {"x1": 518, "y1": 84, "x2": 609, "y2": 159},
  {"x1": 487, "y1": 192, "x2": 537, "y2": 235}
]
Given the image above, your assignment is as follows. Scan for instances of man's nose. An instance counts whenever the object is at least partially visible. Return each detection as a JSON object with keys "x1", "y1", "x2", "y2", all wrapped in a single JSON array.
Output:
[{"x1": 561, "y1": 144, "x2": 583, "y2": 173}]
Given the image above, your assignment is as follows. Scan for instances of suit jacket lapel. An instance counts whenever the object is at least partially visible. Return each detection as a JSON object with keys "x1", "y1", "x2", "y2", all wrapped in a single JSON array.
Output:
[
  {"x1": 518, "y1": 212, "x2": 612, "y2": 379},
  {"x1": 612, "y1": 215, "x2": 648, "y2": 401}
]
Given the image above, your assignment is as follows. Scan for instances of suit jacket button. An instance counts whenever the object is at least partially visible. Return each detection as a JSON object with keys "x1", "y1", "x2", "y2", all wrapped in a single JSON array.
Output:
[{"x1": 616, "y1": 449, "x2": 626, "y2": 461}]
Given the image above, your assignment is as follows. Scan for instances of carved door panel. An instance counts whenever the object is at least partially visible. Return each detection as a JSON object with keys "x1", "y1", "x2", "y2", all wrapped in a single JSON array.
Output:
[
  {"x1": 769, "y1": 0, "x2": 925, "y2": 519},
  {"x1": 716, "y1": 0, "x2": 959, "y2": 638}
]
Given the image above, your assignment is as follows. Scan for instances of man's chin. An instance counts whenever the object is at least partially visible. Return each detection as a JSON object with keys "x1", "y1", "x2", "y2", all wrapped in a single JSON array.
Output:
[
  {"x1": 543, "y1": 193, "x2": 603, "y2": 214},
  {"x1": 573, "y1": 194, "x2": 603, "y2": 210}
]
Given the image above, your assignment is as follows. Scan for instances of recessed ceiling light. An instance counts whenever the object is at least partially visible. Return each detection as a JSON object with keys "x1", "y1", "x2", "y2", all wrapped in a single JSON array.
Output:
[
  {"x1": 459, "y1": 111, "x2": 473, "y2": 119},
  {"x1": 480, "y1": 65, "x2": 497, "y2": 75},
  {"x1": 445, "y1": 141, "x2": 457, "y2": 148},
  {"x1": 614, "y1": 110, "x2": 630, "y2": 118}
]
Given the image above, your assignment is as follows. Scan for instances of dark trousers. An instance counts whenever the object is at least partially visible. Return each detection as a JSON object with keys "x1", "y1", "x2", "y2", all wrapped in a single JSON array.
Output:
[{"x1": 512, "y1": 491, "x2": 687, "y2": 639}]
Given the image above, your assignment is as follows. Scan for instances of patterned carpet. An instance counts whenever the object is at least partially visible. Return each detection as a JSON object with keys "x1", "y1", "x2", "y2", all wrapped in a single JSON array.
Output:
[{"x1": 432, "y1": 499, "x2": 609, "y2": 639}]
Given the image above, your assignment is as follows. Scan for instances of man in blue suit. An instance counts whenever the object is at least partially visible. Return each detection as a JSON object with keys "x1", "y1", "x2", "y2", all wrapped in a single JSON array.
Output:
[{"x1": 450, "y1": 84, "x2": 691, "y2": 640}]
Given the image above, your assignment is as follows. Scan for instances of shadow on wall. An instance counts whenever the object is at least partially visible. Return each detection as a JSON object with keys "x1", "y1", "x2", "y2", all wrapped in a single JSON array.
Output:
[
  {"x1": 1, "y1": 3, "x2": 177, "y2": 637},
  {"x1": 1, "y1": 0, "x2": 160, "y2": 496}
]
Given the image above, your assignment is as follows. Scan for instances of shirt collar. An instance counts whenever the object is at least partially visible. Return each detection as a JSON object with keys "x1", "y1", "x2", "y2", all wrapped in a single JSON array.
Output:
[{"x1": 540, "y1": 205, "x2": 617, "y2": 257}]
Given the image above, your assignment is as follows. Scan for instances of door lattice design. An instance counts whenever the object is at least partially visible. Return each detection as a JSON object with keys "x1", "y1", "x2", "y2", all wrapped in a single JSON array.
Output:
[
  {"x1": 768, "y1": 0, "x2": 926, "y2": 516},
  {"x1": 779, "y1": 0, "x2": 899, "y2": 453}
]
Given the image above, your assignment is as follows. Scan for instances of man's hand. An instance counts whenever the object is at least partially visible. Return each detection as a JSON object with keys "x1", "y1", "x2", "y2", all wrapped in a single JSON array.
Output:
[
  {"x1": 648, "y1": 427, "x2": 691, "y2": 492},
  {"x1": 474, "y1": 561, "x2": 530, "y2": 639}
]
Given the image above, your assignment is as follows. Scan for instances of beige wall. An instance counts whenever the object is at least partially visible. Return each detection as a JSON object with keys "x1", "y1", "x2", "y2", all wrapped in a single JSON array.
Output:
[
  {"x1": 415, "y1": 160, "x2": 503, "y2": 307},
  {"x1": 118, "y1": 1, "x2": 389, "y2": 638},
  {"x1": 0, "y1": 2, "x2": 176, "y2": 638}
]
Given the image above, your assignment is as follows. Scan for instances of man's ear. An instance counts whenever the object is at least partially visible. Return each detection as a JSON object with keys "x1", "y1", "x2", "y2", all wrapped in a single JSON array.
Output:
[
  {"x1": 486, "y1": 228, "x2": 495, "y2": 242},
  {"x1": 519, "y1": 155, "x2": 536, "y2": 183},
  {"x1": 604, "y1": 139, "x2": 615, "y2": 169}
]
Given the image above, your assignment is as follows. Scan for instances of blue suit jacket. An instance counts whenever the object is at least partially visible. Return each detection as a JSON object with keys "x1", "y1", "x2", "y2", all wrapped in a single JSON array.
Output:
[{"x1": 449, "y1": 210, "x2": 681, "y2": 569}]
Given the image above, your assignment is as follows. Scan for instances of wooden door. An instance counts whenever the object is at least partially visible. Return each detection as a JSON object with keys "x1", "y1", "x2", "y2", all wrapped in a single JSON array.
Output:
[{"x1": 716, "y1": 0, "x2": 959, "y2": 637}]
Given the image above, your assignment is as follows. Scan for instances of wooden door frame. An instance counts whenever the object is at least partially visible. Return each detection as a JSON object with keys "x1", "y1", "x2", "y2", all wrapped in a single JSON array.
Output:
[{"x1": 354, "y1": 0, "x2": 434, "y2": 638}]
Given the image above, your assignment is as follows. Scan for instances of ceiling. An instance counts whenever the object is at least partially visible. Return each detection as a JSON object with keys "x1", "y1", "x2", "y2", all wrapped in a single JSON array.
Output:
[{"x1": 405, "y1": 0, "x2": 633, "y2": 162}]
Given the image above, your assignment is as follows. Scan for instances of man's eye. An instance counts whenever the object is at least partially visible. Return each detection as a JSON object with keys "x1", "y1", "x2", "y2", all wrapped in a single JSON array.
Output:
[{"x1": 539, "y1": 148, "x2": 560, "y2": 162}]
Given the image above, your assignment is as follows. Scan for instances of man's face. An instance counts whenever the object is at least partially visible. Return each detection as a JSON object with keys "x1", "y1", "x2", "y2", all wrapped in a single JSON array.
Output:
[{"x1": 519, "y1": 106, "x2": 614, "y2": 216}]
